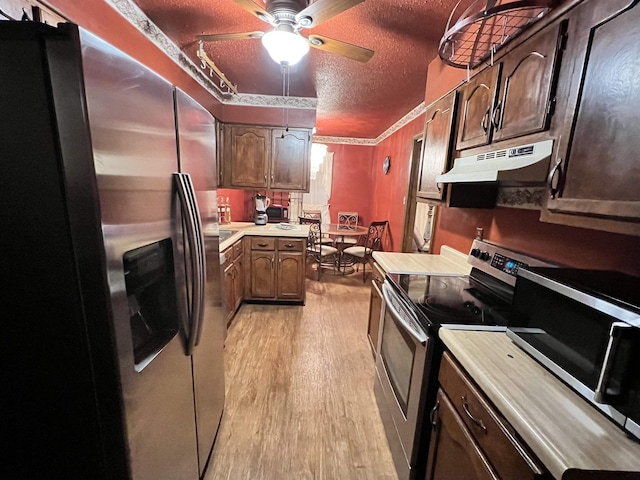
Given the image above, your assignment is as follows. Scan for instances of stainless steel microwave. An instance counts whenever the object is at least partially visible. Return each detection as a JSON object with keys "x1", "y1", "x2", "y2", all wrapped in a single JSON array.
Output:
[{"x1": 507, "y1": 267, "x2": 640, "y2": 439}]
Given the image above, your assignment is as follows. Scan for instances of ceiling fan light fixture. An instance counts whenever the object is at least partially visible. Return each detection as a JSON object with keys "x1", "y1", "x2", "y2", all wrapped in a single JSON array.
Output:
[{"x1": 262, "y1": 29, "x2": 310, "y2": 66}]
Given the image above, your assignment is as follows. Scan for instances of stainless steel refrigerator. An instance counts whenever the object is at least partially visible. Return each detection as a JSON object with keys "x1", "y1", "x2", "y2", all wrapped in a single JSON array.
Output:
[{"x1": 0, "y1": 21, "x2": 224, "y2": 479}]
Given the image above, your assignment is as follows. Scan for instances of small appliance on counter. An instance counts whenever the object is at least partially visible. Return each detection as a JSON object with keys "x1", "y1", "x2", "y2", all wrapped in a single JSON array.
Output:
[
  {"x1": 266, "y1": 204, "x2": 289, "y2": 223},
  {"x1": 254, "y1": 194, "x2": 270, "y2": 225}
]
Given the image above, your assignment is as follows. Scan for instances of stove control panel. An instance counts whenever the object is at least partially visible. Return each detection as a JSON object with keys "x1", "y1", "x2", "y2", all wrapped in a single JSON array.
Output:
[
  {"x1": 467, "y1": 239, "x2": 555, "y2": 287},
  {"x1": 491, "y1": 253, "x2": 527, "y2": 276}
]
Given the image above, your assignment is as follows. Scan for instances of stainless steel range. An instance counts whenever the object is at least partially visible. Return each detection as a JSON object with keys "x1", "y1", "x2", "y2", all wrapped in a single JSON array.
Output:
[{"x1": 374, "y1": 240, "x2": 553, "y2": 480}]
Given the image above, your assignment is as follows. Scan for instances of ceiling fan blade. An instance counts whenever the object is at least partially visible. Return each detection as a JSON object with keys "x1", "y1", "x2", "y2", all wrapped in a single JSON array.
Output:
[
  {"x1": 307, "y1": 34, "x2": 374, "y2": 63},
  {"x1": 197, "y1": 31, "x2": 265, "y2": 42},
  {"x1": 295, "y1": 0, "x2": 365, "y2": 29},
  {"x1": 233, "y1": 0, "x2": 274, "y2": 23}
]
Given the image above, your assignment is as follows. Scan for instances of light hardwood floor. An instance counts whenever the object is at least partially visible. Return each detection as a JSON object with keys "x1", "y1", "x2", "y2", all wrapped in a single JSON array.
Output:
[{"x1": 204, "y1": 264, "x2": 398, "y2": 480}]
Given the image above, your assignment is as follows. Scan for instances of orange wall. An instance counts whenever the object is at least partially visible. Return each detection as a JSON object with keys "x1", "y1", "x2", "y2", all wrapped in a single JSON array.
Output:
[
  {"x1": 326, "y1": 144, "x2": 376, "y2": 225},
  {"x1": 370, "y1": 115, "x2": 426, "y2": 252},
  {"x1": 424, "y1": 58, "x2": 640, "y2": 276}
]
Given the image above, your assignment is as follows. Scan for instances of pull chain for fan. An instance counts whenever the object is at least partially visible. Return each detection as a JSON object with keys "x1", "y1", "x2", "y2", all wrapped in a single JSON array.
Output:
[{"x1": 281, "y1": 64, "x2": 290, "y2": 137}]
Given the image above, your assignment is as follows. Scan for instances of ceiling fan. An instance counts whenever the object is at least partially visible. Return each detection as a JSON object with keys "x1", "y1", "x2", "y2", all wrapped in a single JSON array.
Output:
[{"x1": 197, "y1": 0, "x2": 374, "y2": 66}]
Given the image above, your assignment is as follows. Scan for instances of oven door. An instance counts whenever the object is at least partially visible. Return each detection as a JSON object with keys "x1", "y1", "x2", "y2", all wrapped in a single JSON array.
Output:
[{"x1": 376, "y1": 281, "x2": 432, "y2": 476}]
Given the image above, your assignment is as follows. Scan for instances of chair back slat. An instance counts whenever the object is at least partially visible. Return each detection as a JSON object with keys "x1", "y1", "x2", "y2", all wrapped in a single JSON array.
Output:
[
  {"x1": 337, "y1": 211, "x2": 358, "y2": 231},
  {"x1": 364, "y1": 220, "x2": 388, "y2": 253},
  {"x1": 299, "y1": 216, "x2": 322, "y2": 249}
]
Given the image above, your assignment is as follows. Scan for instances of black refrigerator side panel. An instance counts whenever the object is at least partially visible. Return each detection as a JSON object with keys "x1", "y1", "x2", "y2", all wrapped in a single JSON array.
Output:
[{"x1": 0, "y1": 24, "x2": 127, "y2": 479}]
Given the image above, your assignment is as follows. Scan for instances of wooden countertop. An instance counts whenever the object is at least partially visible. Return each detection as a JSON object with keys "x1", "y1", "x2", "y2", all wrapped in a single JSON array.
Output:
[
  {"x1": 438, "y1": 330, "x2": 640, "y2": 480},
  {"x1": 204, "y1": 222, "x2": 310, "y2": 252},
  {"x1": 372, "y1": 246, "x2": 471, "y2": 275}
]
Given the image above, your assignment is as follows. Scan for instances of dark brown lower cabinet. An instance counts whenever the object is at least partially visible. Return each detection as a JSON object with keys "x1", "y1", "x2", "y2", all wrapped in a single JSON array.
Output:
[
  {"x1": 426, "y1": 390, "x2": 499, "y2": 480},
  {"x1": 246, "y1": 236, "x2": 305, "y2": 303},
  {"x1": 222, "y1": 240, "x2": 244, "y2": 325},
  {"x1": 426, "y1": 353, "x2": 548, "y2": 480}
]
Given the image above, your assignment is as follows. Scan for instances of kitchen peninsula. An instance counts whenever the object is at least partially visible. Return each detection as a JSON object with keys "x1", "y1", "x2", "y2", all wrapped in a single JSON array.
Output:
[{"x1": 211, "y1": 222, "x2": 310, "y2": 325}]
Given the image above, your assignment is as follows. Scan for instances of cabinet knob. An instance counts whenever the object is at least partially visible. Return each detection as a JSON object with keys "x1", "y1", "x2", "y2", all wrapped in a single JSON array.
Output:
[{"x1": 285, "y1": 243, "x2": 293, "y2": 248}]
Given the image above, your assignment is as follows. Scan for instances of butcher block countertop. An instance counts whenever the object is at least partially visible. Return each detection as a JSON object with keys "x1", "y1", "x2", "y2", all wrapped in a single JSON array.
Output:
[
  {"x1": 439, "y1": 330, "x2": 640, "y2": 480},
  {"x1": 205, "y1": 222, "x2": 310, "y2": 251},
  {"x1": 372, "y1": 246, "x2": 471, "y2": 275}
]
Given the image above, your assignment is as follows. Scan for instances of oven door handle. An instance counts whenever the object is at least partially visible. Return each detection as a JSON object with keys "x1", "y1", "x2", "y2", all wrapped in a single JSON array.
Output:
[
  {"x1": 594, "y1": 321, "x2": 631, "y2": 404},
  {"x1": 382, "y1": 282, "x2": 428, "y2": 345}
]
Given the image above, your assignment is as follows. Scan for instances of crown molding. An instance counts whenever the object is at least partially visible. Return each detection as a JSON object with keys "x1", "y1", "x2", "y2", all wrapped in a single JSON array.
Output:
[{"x1": 314, "y1": 102, "x2": 427, "y2": 146}]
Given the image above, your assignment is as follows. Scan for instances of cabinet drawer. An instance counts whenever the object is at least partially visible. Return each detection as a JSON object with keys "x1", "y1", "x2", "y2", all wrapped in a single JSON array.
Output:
[
  {"x1": 221, "y1": 246, "x2": 233, "y2": 269},
  {"x1": 233, "y1": 239, "x2": 243, "y2": 260},
  {"x1": 250, "y1": 237, "x2": 276, "y2": 251},
  {"x1": 439, "y1": 353, "x2": 545, "y2": 480},
  {"x1": 277, "y1": 238, "x2": 304, "y2": 252}
]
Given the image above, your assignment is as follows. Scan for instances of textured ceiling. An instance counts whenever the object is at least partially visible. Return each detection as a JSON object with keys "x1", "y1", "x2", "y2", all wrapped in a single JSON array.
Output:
[{"x1": 131, "y1": 0, "x2": 470, "y2": 138}]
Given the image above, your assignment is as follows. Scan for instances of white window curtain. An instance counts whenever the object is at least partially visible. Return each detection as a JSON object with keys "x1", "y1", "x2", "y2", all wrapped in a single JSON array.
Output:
[{"x1": 301, "y1": 149, "x2": 333, "y2": 229}]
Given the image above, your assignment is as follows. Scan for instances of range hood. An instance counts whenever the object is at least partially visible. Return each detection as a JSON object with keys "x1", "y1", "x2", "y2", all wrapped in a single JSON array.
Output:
[{"x1": 436, "y1": 139, "x2": 554, "y2": 184}]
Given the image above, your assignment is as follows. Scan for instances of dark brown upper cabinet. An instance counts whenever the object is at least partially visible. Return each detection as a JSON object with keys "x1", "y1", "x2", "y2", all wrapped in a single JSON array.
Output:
[
  {"x1": 492, "y1": 21, "x2": 565, "y2": 143},
  {"x1": 545, "y1": 0, "x2": 640, "y2": 227},
  {"x1": 271, "y1": 128, "x2": 310, "y2": 191},
  {"x1": 456, "y1": 66, "x2": 501, "y2": 151},
  {"x1": 223, "y1": 125, "x2": 270, "y2": 189},
  {"x1": 220, "y1": 124, "x2": 311, "y2": 191},
  {"x1": 417, "y1": 91, "x2": 458, "y2": 201},
  {"x1": 456, "y1": 20, "x2": 565, "y2": 151}
]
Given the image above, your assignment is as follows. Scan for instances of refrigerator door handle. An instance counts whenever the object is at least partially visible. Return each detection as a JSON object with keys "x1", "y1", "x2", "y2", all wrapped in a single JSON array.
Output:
[
  {"x1": 174, "y1": 173, "x2": 205, "y2": 355},
  {"x1": 183, "y1": 174, "x2": 206, "y2": 347}
]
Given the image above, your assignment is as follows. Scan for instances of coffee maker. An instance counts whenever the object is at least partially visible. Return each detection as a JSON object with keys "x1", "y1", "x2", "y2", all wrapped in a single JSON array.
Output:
[{"x1": 254, "y1": 194, "x2": 270, "y2": 225}]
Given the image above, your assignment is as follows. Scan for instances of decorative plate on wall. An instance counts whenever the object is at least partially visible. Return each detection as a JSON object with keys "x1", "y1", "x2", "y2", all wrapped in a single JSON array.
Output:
[{"x1": 383, "y1": 156, "x2": 391, "y2": 174}]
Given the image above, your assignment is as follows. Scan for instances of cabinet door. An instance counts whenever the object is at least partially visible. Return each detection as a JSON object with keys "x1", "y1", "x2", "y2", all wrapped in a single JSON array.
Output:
[
  {"x1": 425, "y1": 390, "x2": 499, "y2": 480},
  {"x1": 233, "y1": 257, "x2": 243, "y2": 310},
  {"x1": 546, "y1": 0, "x2": 640, "y2": 222},
  {"x1": 250, "y1": 251, "x2": 276, "y2": 299},
  {"x1": 228, "y1": 125, "x2": 270, "y2": 188},
  {"x1": 493, "y1": 22, "x2": 565, "y2": 142},
  {"x1": 271, "y1": 128, "x2": 310, "y2": 191},
  {"x1": 417, "y1": 91, "x2": 458, "y2": 201},
  {"x1": 456, "y1": 65, "x2": 501, "y2": 151},
  {"x1": 276, "y1": 252, "x2": 305, "y2": 300},
  {"x1": 223, "y1": 263, "x2": 235, "y2": 321}
]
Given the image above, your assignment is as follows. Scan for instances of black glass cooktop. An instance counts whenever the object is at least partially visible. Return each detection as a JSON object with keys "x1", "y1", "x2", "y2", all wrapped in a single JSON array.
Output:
[{"x1": 386, "y1": 272, "x2": 513, "y2": 330}]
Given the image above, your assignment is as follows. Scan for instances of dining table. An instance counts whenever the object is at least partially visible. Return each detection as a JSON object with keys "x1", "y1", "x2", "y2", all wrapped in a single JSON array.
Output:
[{"x1": 324, "y1": 224, "x2": 369, "y2": 274}]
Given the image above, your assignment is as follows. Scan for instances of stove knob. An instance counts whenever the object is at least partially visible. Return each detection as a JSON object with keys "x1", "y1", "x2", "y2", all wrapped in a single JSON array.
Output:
[
  {"x1": 480, "y1": 251, "x2": 491, "y2": 261},
  {"x1": 471, "y1": 248, "x2": 481, "y2": 258}
]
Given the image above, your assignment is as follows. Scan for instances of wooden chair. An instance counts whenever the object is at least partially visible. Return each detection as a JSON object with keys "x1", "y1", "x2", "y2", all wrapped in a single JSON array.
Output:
[
  {"x1": 335, "y1": 211, "x2": 359, "y2": 246},
  {"x1": 342, "y1": 220, "x2": 388, "y2": 283},
  {"x1": 299, "y1": 217, "x2": 338, "y2": 280}
]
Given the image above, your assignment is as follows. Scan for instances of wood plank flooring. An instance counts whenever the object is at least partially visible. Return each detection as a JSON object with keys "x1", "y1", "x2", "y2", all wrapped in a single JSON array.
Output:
[{"x1": 204, "y1": 266, "x2": 398, "y2": 480}]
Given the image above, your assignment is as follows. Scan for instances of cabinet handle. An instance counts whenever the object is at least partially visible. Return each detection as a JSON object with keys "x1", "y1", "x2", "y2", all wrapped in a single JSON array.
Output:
[
  {"x1": 547, "y1": 158, "x2": 563, "y2": 200},
  {"x1": 258, "y1": 242, "x2": 268, "y2": 247},
  {"x1": 264, "y1": 174, "x2": 267, "y2": 182},
  {"x1": 429, "y1": 400, "x2": 440, "y2": 427},
  {"x1": 271, "y1": 257, "x2": 274, "y2": 268},
  {"x1": 461, "y1": 395, "x2": 487, "y2": 432},
  {"x1": 481, "y1": 108, "x2": 491, "y2": 134},
  {"x1": 271, "y1": 174, "x2": 274, "y2": 183},
  {"x1": 285, "y1": 243, "x2": 293, "y2": 248},
  {"x1": 491, "y1": 101, "x2": 502, "y2": 130}
]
